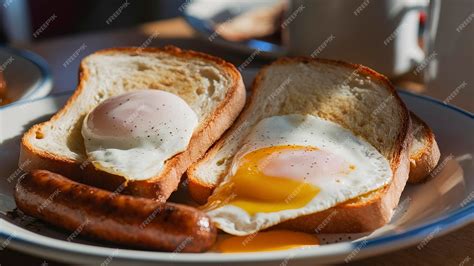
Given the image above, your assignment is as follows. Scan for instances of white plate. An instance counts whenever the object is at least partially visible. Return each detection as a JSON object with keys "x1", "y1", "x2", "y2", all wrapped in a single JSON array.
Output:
[
  {"x1": 0, "y1": 47, "x2": 52, "y2": 107},
  {"x1": 0, "y1": 90, "x2": 472, "y2": 265}
]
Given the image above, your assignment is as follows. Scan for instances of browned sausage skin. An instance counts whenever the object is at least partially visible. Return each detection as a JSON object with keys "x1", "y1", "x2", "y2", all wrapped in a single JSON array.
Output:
[{"x1": 14, "y1": 170, "x2": 217, "y2": 252}]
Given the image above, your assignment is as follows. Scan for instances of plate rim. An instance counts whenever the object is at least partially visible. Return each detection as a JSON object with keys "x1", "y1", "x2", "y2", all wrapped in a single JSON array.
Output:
[
  {"x1": 0, "y1": 46, "x2": 53, "y2": 109},
  {"x1": 0, "y1": 90, "x2": 473, "y2": 264}
]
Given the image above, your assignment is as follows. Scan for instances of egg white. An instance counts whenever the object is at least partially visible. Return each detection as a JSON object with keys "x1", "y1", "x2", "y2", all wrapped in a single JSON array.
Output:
[
  {"x1": 206, "y1": 114, "x2": 392, "y2": 235},
  {"x1": 81, "y1": 90, "x2": 198, "y2": 180}
]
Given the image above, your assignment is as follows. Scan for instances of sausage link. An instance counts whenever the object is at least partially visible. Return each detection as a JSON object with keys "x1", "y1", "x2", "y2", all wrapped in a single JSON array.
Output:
[{"x1": 14, "y1": 170, "x2": 217, "y2": 252}]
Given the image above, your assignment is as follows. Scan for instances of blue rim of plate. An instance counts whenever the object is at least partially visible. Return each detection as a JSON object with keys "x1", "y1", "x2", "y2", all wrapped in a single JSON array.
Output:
[
  {"x1": 0, "y1": 45, "x2": 52, "y2": 109},
  {"x1": 0, "y1": 90, "x2": 473, "y2": 262},
  {"x1": 354, "y1": 90, "x2": 474, "y2": 249}
]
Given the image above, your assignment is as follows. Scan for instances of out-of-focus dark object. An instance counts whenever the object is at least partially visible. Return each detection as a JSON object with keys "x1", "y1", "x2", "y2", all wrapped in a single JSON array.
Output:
[
  {"x1": 1, "y1": 0, "x2": 187, "y2": 43},
  {"x1": 0, "y1": 47, "x2": 52, "y2": 107},
  {"x1": 0, "y1": 71, "x2": 9, "y2": 106}
]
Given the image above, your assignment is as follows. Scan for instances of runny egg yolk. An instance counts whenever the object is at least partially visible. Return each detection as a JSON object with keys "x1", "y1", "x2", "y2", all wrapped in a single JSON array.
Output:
[
  {"x1": 206, "y1": 145, "x2": 354, "y2": 215},
  {"x1": 216, "y1": 230, "x2": 319, "y2": 253}
]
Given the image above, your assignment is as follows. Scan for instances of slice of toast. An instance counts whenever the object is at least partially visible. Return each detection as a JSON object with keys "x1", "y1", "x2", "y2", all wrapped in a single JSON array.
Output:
[
  {"x1": 19, "y1": 46, "x2": 246, "y2": 201},
  {"x1": 408, "y1": 112, "x2": 441, "y2": 183},
  {"x1": 187, "y1": 57, "x2": 412, "y2": 233}
]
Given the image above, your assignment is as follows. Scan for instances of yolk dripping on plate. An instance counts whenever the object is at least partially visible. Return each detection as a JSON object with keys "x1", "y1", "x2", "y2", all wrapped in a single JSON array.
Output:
[{"x1": 216, "y1": 230, "x2": 319, "y2": 253}]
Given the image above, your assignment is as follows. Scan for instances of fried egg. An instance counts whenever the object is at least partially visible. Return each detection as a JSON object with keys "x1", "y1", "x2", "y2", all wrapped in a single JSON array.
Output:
[
  {"x1": 81, "y1": 90, "x2": 198, "y2": 180},
  {"x1": 204, "y1": 114, "x2": 392, "y2": 235}
]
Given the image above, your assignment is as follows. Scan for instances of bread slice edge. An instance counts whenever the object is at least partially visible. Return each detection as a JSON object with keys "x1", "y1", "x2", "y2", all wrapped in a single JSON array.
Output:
[
  {"x1": 408, "y1": 112, "x2": 441, "y2": 183},
  {"x1": 19, "y1": 46, "x2": 246, "y2": 201},
  {"x1": 187, "y1": 57, "x2": 412, "y2": 233}
]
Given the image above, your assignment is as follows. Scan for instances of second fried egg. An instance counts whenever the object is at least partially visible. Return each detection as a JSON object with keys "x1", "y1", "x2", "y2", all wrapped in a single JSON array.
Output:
[{"x1": 204, "y1": 114, "x2": 392, "y2": 235}]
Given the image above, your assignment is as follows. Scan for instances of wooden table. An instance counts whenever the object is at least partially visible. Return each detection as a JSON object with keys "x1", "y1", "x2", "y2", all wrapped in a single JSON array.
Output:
[{"x1": 1, "y1": 18, "x2": 473, "y2": 265}]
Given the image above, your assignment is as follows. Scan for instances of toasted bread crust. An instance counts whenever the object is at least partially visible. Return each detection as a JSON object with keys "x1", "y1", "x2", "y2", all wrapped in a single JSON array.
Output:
[
  {"x1": 188, "y1": 57, "x2": 411, "y2": 198},
  {"x1": 408, "y1": 113, "x2": 441, "y2": 183},
  {"x1": 19, "y1": 46, "x2": 246, "y2": 201},
  {"x1": 187, "y1": 57, "x2": 412, "y2": 232}
]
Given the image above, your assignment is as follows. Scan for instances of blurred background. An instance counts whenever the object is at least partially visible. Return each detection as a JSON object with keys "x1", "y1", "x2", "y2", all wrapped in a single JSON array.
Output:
[
  {"x1": 0, "y1": 0, "x2": 472, "y2": 111},
  {"x1": 0, "y1": 0, "x2": 185, "y2": 43}
]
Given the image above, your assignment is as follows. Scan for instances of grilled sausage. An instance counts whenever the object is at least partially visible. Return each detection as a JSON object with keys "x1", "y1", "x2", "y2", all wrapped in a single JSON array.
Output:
[{"x1": 14, "y1": 170, "x2": 217, "y2": 252}]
